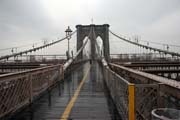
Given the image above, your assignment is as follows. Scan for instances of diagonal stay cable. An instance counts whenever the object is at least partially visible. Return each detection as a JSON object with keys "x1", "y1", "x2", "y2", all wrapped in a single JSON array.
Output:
[
  {"x1": 63, "y1": 28, "x2": 92, "y2": 71},
  {"x1": 110, "y1": 30, "x2": 180, "y2": 57},
  {"x1": 0, "y1": 31, "x2": 77, "y2": 61}
]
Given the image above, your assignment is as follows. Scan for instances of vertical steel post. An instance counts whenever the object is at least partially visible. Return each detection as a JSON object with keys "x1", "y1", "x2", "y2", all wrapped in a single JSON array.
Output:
[
  {"x1": 48, "y1": 90, "x2": 51, "y2": 106},
  {"x1": 29, "y1": 74, "x2": 33, "y2": 102},
  {"x1": 128, "y1": 84, "x2": 135, "y2": 120},
  {"x1": 58, "y1": 81, "x2": 61, "y2": 96},
  {"x1": 68, "y1": 38, "x2": 70, "y2": 59},
  {"x1": 58, "y1": 66, "x2": 61, "y2": 96},
  {"x1": 28, "y1": 74, "x2": 34, "y2": 120},
  {"x1": 47, "y1": 68, "x2": 51, "y2": 106}
]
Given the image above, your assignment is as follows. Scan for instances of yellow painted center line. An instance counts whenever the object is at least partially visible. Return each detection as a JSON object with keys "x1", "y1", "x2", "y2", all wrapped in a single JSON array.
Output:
[{"x1": 60, "y1": 65, "x2": 91, "y2": 120}]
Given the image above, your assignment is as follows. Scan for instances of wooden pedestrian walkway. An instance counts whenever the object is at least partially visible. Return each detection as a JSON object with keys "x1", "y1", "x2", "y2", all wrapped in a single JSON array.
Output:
[{"x1": 11, "y1": 62, "x2": 119, "y2": 120}]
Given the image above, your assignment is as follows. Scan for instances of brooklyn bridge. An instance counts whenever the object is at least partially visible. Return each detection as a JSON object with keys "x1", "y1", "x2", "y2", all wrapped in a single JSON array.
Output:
[{"x1": 0, "y1": 24, "x2": 179, "y2": 120}]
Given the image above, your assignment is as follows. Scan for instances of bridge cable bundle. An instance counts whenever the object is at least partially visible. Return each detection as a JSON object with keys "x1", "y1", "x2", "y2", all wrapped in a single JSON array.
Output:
[
  {"x1": 0, "y1": 31, "x2": 77, "y2": 61},
  {"x1": 0, "y1": 41, "x2": 42, "y2": 53},
  {"x1": 109, "y1": 30, "x2": 180, "y2": 58},
  {"x1": 63, "y1": 27, "x2": 93, "y2": 71}
]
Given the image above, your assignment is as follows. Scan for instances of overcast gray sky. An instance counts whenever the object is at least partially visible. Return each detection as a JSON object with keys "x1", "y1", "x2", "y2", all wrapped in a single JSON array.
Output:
[{"x1": 0, "y1": 0, "x2": 180, "y2": 55}]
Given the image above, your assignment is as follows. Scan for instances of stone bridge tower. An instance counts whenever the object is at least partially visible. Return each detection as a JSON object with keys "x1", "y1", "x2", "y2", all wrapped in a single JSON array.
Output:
[{"x1": 76, "y1": 24, "x2": 110, "y2": 62}]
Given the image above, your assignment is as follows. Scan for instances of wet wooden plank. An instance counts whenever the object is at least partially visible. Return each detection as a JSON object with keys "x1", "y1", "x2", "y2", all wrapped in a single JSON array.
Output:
[{"x1": 68, "y1": 63, "x2": 112, "y2": 120}]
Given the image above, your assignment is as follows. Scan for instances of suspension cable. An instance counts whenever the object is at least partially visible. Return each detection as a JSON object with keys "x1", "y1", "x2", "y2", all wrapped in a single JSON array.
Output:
[
  {"x1": 63, "y1": 28, "x2": 92, "y2": 70},
  {"x1": 0, "y1": 30, "x2": 77, "y2": 61},
  {"x1": 0, "y1": 41, "x2": 42, "y2": 52},
  {"x1": 110, "y1": 30, "x2": 180, "y2": 57},
  {"x1": 74, "y1": 28, "x2": 92, "y2": 59},
  {"x1": 139, "y1": 39, "x2": 180, "y2": 48}
]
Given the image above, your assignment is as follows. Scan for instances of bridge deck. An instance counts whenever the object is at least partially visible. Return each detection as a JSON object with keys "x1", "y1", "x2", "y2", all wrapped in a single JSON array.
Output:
[
  {"x1": 11, "y1": 62, "x2": 119, "y2": 120},
  {"x1": 66, "y1": 63, "x2": 112, "y2": 120}
]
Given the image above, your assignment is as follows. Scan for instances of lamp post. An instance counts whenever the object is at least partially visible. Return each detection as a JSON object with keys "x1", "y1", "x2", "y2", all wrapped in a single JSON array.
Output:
[{"x1": 65, "y1": 26, "x2": 72, "y2": 60}]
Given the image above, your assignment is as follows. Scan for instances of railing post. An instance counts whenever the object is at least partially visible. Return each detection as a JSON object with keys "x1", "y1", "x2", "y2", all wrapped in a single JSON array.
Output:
[
  {"x1": 28, "y1": 73, "x2": 34, "y2": 120},
  {"x1": 128, "y1": 83, "x2": 135, "y2": 120},
  {"x1": 158, "y1": 83, "x2": 164, "y2": 107},
  {"x1": 29, "y1": 74, "x2": 33, "y2": 103},
  {"x1": 47, "y1": 68, "x2": 51, "y2": 106},
  {"x1": 58, "y1": 81, "x2": 61, "y2": 96},
  {"x1": 58, "y1": 65, "x2": 62, "y2": 96},
  {"x1": 61, "y1": 65, "x2": 64, "y2": 81}
]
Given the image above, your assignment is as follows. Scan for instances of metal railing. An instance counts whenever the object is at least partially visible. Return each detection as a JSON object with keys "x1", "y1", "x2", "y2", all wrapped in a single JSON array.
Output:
[
  {"x1": 0, "y1": 64, "x2": 63, "y2": 118},
  {"x1": 135, "y1": 84, "x2": 160, "y2": 120},
  {"x1": 103, "y1": 66, "x2": 130, "y2": 120},
  {"x1": 101, "y1": 59, "x2": 134, "y2": 120},
  {"x1": 107, "y1": 63, "x2": 180, "y2": 120}
]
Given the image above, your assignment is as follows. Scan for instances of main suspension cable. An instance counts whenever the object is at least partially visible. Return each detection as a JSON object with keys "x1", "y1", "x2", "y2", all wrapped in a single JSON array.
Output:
[
  {"x1": 110, "y1": 30, "x2": 180, "y2": 57},
  {"x1": 63, "y1": 29, "x2": 92, "y2": 70},
  {"x1": 0, "y1": 30, "x2": 77, "y2": 61},
  {"x1": 139, "y1": 39, "x2": 180, "y2": 48}
]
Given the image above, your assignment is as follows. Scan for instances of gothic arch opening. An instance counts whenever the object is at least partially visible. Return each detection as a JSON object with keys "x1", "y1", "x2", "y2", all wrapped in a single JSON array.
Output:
[
  {"x1": 96, "y1": 36, "x2": 104, "y2": 58},
  {"x1": 82, "y1": 36, "x2": 91, "y2": 59}
]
